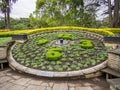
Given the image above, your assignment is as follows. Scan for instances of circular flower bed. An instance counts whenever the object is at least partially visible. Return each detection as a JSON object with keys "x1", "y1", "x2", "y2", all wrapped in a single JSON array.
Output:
[{"x1": 12, "y1": 30, "x2": 108, "y2": 72}]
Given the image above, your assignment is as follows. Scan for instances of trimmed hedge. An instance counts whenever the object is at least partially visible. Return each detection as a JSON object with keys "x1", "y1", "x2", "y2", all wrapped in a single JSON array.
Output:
[
  {"x1": 103, "y1": 28, "x2": 120, "y2": 34},
  {"x1": 58, "y1": 34, "x2": 72, "y2": 40},
  {"x1": 46, "y1": 48, "x2": 62, "y2": 61},
  {"x1": 80, "y1": 40, "x2": 93, "y2": 49},
  {"x1": 0, "y1": 26, "x2": 116, "y2": 37},
  {"x1": 37, "y1": 39, "x2": 48, "y2": 45}
]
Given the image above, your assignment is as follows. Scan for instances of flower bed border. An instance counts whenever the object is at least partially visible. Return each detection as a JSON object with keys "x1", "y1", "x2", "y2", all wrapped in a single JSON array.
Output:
[{"x1": 7, "y1": 42, "x2": 107, "y2": 78}]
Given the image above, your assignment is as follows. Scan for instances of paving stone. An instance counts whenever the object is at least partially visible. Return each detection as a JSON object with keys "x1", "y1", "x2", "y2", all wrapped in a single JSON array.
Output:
[
  {"x1": 46, "y1": 87, "x2": 52, "y2": 90},
  {"x1": 0, "y1": 76, "x2": 12, "y2": 84},
  {"x1": 0, "y1": 71, "x2": 5, "y2": 77},
  {"x1": 92, "y1": 86, "x2": 102, "y2": 90},
  {"x1": 28, "y1": 79, "x2": 42, "y2": 85},
  {"x1": 11, "y1": 75, "x2": 21, "y2": 79},
  {"x1": 76, "y1": 87, "x2": 93, "y2": 90},
  {"x1": 69, "y1": 87, "x2": 76, "y2": 90},
  {"x1": 83, "y1": 82, "x2": 93, "y2": 86},
  {"x1": 68, "y1": 83, "x2": 77, "y2": 87},
  {"x1": 0, "y1": 81, "x2": 8, "y2": 87},
  {"x1": 48, "y1": 82, "x2": 54, "y2": 87},
  {"x1": 68, "y1": 81, "x2": 82, "y2": 87},
  {"x1": 13, "y1": 78, "x2": 31, "y2": 86},
  {"x1": 41, "y1": 82, "x2": 49, "y2": 87},
  {"x1": 25, "y1": 85, "x2": 46, "y2": 90},
  {"x1": 0, "y1": 82, "x2": 15, "y2": 90},
  {"x1": 8, "y1": 84, "x2": 26, "y2": 90},
  {"x1": 53, "y1": 83, "x2": 68, "y2": 90}
]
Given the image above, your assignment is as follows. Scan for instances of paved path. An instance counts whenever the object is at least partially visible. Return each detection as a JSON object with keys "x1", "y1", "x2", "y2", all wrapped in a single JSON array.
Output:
[{"x1": 0, "y1": 68, "x2": 109, "y2": 90}]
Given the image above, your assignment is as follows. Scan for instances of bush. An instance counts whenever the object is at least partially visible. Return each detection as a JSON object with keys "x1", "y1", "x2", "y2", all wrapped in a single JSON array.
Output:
[
  {"x1": 37, "y1": 39, "x2": 48, "y2": 45},
  {"x1": 49, "y1": 48, "x2": 62, "y2": 52},
  {"x1": 46, "y1": 48, "x2": 62, "y2": 61},
  {"x1": 58, "y1": 34, "x2": 72, "y2": 40},
  {"x1": 11, "y1": 24, "x2": 28, "y2": 30},
  {"x1": 0, "y1": 26, "x2": 115, "y2": 37},
  {"x1": 80, "y1": 40, "x2": 93, "y2": 49}
]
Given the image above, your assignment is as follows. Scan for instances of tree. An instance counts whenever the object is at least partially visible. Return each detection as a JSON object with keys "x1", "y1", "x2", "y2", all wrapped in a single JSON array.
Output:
[
  {"x1": 89, "y1": 0, "x2": 120, "y2": 27},
  {"x1": 34, "y1": 0, "x2": 99, "y2": 27},
  {"x1": 112, "y1": 0, "x2": 120, "y2": 27},
  {"x1": 0, "y1": 0, "x2": 18, "y2": 29}
]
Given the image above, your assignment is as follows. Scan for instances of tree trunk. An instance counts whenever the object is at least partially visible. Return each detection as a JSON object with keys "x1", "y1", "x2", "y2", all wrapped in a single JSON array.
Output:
[
  {"x1": 6, "y1": 0, "x2": 10, "y2": 29},
  {"x1": 113, "y1": 0, "x2": 119, "y2": 27},
  {"x1": 4, "y1": 12, "x2": 7, "y2": 29},
  {"x1": 108, "y1": 0, "x2": 113, "y2": 27}
]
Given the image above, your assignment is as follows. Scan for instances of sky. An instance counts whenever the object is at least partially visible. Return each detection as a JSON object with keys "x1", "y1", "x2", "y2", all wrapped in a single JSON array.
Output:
[{"x1": 10, "y1": 0, "x2": 36, "y2": 18}]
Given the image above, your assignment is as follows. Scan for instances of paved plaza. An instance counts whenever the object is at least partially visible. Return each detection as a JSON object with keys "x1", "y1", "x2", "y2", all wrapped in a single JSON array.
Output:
[{"x1": 0, "y1": 68, "x2": 109, "y2": 90}]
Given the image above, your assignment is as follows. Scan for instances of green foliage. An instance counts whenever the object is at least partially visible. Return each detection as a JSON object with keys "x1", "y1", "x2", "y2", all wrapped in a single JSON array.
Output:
[
  {"x1": 80, "y1": 40, "x2": 93, "y2": 49},
  {"x1": 0, "y1": 26, "x2": 115, "y2": 37},
  {"x1": 10, "y1": 18, "x2": 31, "y2": 30},
  {"x1": 12, "y1": 30, "x2": 108, "y2": 72},
  {"x1": 49, "y1": 48, "x2": 62, "y2": 52},
  {"x1": 37, "y1": 39, "x2": 48, "y2": 45},
  {"x1": 34, "y1": 0, "x2": 99, "y2": 27},
  {"x1": 0, "y1": 37, "x2": 12, "y2": 45},
  {"x1": 58, "y1": 34, "x2": 72, "y2": 40},
  {"x1": 46, "y1": 48, "x2": 62, "y2": 61}
]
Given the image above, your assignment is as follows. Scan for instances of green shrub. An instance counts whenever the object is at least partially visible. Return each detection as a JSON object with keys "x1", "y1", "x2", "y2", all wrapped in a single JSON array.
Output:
[
  {"x1": 0, "y1": 26, "x2": 115, "y2": 37},
  {"x1": 37, "y1": 39, "x2": 48, "y2": 45},
  {"x1": 49, "y1": 47, "x2": 62, "y2": 52},
  {"x1": 46, "y1": 47, "x2": 62, "y2": 61},
  {"x1": 58, "y1": 34, "x2": 72, "y2": 40},
  {"x1": 46, "y1": 50, "x2": 62, "y2": 61},
  {"x1": 80, "y1": 40, "x2": 93, "y2": 49}
]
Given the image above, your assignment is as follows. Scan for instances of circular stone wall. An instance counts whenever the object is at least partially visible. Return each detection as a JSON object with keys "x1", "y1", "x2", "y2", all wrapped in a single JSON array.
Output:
[{"x1": 8, "y1": 30, "x2": 108, "y2": 77}]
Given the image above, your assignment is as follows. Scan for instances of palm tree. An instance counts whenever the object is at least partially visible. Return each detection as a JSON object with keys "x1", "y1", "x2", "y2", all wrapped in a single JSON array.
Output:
[{"x1": 0, "y1": 0, "x2": 18, "y2": 29}]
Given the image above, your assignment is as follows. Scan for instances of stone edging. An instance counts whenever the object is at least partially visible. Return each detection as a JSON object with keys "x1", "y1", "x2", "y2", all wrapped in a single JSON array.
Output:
[{"x1": 7, "y1": 43, "x2": 107, "y2": 78}]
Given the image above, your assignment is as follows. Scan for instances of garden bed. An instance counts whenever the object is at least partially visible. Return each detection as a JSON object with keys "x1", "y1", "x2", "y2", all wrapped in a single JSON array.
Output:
[{"x1": 11, "y1": 30, "x2": 107, "y2": 72}]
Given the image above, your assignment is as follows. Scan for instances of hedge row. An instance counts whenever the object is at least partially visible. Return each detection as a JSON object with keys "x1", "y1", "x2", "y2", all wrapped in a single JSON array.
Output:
[
  {"x1": 102, "y1": 28, "x2": 120, "y2": 34},
  {"x1": 0, "y1": 26, "x2": 116, "y2": 37}
]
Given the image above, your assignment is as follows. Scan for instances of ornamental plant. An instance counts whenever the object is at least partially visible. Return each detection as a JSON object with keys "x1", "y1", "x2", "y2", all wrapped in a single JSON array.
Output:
[
  {"x1": 46, "y1": 48, "x2": 62, "y2": 61},
  {"x1": 80, "y1": 40, "x2": 93, "y2": 49},
  {"x1": 37, "y1": 39, "x2": 48, "y2": 45},
  {"x1": 58, "y1": 34, "x2": 72, "y2": 40}
]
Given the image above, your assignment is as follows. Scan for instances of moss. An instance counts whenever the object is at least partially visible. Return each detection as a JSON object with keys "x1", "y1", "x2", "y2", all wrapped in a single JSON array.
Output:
[{"x1": 37, "y1": 39, "x2": 48, "y2": 45}]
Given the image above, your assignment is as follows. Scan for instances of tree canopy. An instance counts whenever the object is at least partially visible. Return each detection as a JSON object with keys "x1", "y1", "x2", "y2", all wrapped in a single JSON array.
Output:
[{"x1": 30, "y1": 0, "x2": 98, "y2": 27}]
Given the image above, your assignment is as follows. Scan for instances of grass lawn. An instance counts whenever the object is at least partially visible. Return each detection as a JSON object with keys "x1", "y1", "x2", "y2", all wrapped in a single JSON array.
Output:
[{"x1": 0, "y1": 37, "x2": 12, "y2": 45}]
